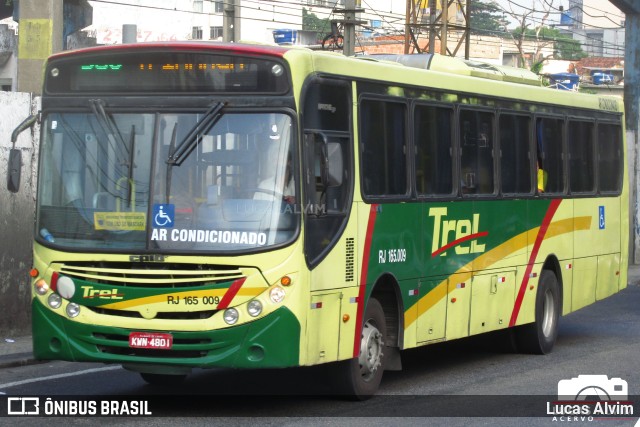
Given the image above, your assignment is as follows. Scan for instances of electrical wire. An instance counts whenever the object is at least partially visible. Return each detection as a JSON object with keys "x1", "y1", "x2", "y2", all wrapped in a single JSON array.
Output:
[{"x1": 83, "y1": 1, "x2": 624, "y2": 56}]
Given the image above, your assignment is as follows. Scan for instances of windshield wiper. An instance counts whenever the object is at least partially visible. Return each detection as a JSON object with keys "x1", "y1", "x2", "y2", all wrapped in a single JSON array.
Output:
[
  {"x1": 89, "y1": 99, "x2": 138, "y2": 209},
  {"x1": 165, "y1": 123, "x2": 178, "y2": 204},
  {"x1": 89, "y1": 99, "x2": 129, "y2": 157},
  {"x1": 166, "y1": 102, "x2": 225, "y2": 167},
  {"x1": 126, "y1": 125, "x2": 136, "y2": 208}
]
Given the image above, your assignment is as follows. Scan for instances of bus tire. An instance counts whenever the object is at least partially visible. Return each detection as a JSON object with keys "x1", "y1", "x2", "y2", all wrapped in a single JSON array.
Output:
[
  {"x1": 514, "y1": 270, "x2": 561, "y2": 354},
  {"x1": 140, "y1": 372, "x2": 187, "y2": 386},
  {"x1": 331, "y1": 297, "x2": 386, "y2": 400}
]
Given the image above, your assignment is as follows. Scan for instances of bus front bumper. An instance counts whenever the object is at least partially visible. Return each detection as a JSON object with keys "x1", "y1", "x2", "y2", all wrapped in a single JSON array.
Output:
[{"x1": 32, "y1": 298, "x2": 301, "y2": 370}]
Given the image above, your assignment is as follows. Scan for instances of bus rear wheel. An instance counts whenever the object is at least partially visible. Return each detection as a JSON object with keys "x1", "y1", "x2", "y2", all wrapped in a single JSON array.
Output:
[
  {"x1": 514, "y1": 270, "x2": 561, "y2": 354},
  {"x1": 331, "y1": 297, "x2": 386, "y2": 400}
]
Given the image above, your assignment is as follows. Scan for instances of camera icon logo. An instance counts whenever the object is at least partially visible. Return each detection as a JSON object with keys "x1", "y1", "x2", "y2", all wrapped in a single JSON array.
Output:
[{"x1": 558, "y1": 375, "x2": 628, "y2": 401}]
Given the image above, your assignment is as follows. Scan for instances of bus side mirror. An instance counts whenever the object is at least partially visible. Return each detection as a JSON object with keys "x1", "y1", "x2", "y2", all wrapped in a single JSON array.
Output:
[
  {"x1": 7, "y1": 148, "x2": 21, "y2": 193},
  {"x1": 7, "y1": 114, "x2": 38, "y2": 193}
]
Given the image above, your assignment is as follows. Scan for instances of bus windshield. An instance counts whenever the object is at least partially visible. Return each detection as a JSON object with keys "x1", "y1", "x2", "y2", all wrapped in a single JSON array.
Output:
[{"x1": 36, "y1": 110, "x2": 298, "y2": 252}]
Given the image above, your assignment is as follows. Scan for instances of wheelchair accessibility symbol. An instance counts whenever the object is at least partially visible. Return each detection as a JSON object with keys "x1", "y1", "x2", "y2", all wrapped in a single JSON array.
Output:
[
  {"x1": 153, "y1": 204, "x2": 175, "y2": 228},
  {"x1": 599, "y1": 206, "x2": 605, "y2": 230}
]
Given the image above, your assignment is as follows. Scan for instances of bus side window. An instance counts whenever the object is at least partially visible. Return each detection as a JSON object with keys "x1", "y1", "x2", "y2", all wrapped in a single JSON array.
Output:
[
  {"x1": 536, "y1": 118, "x2": 565, "y2": 194},
  {"x1": 415, "y1": 104, "x2": 454, "y2": 196},
  {"x1": 499, "y1": 114, "x2": 532, "y2": 195},
  {"x1": 598, "y1": 123, "x2": 622, "y2": 193},
  {"x1": 568, "y1": 120, "x2": 595, "y2": 193},
  {"x1": 360, "y1": 98, "x2": 407, "y2": 198},
  {"x1": 459, "y1": 109, "x2": 495, "y2": 196}
]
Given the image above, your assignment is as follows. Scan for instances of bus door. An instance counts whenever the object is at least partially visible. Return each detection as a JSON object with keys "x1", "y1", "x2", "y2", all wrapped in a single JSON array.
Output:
[{"x1": 301, "y1": 77, "x2": 354, "y2": 361}]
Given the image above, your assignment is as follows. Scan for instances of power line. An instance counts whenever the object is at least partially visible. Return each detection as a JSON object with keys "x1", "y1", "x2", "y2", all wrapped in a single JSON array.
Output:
[
  {"x1": 495, "y1": 1, "x2": 624, "y2": 53},
  {"x1": 83, "y1": 1, "x2": 623, "y2": 57}
]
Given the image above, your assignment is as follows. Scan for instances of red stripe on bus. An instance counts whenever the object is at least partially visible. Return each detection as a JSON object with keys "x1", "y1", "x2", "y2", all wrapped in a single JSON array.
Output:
[
  {"x1": 353, "y1": 204, "x2": 379, "y2": 357},
  {"x1": 431, "y1": 231, "x2": 489, "y2": 257},
  {"x1": 509, "y1": 199, "x2": 561, "y2": 327},
  {"x1": 217, "y1": 277, "x2": 247, "y2": 309}
]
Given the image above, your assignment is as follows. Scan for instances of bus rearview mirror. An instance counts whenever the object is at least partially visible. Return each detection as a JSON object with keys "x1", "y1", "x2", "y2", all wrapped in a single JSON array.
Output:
[{"x1": 7, "y1": 148, "x2": 21, "y2": 193}]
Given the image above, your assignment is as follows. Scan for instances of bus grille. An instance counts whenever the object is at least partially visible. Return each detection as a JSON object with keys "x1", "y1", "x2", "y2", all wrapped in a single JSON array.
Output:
[
  {"x1": 88, "y1": 307, "x2": 217, "y2": 320},
  {"x1": 57, "y1": 261, "x2": 244, "y2": 288}
]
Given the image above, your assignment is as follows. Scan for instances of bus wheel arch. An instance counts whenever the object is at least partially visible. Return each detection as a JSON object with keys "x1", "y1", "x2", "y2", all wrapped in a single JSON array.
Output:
[
  {"x1": 331, "y1": 296, "x2": 386, "y2": 399},
  {"x1": 329, "y1": 274, "x2": 403, "y2": 399},
  {"x1": 370, "y1": 273, "x2": 403, "y2": 356}
]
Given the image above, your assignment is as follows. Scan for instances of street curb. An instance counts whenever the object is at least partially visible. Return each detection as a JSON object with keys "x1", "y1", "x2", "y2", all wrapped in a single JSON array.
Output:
[{"x1": 0, "y1": 353, "x2": 44, "y2": 369}]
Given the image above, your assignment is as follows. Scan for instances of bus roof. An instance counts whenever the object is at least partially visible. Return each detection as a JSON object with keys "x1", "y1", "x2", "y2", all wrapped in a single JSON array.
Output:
[
  {"x1": 46, "y1": 42, "x2": 622, "y2": 114},
  {"x1": 287, "y1": 48, "x2": 623, "y2": 114},
  {"x1": 366, "y1": 54, "x2": 542, "y2": 86},
  {"x1": 47, "y1": 41, "x2": 291, "y2": 61}
]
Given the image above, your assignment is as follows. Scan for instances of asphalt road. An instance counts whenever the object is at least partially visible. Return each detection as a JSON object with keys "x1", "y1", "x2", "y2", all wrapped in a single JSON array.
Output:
[{"x1": 1, "y1": 284, "x2": 640, "y2": 426}]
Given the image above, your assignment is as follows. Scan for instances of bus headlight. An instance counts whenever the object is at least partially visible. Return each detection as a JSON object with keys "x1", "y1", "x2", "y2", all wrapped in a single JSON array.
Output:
[
  {"x1": 223, "y1": 308, "x2": 239, "y2": 325},
  {"x1": 47, "y1": 293, "x2": 62, "y2": 309},
  {"x1": 269, "y1": 286, "x2": 285, "y2": 304},
  {"x1": 56, "y1": 275, "x2": 76, "y2": 299},
  {"x1": 66, "y1": 303, "x2": 81, "y2": 318},
  {"x1": 247, "y1": 300, "x2": 263, "y2": 317},
  {"x1": 34, "y1": 279, "x2": 49, "y2": 296}
]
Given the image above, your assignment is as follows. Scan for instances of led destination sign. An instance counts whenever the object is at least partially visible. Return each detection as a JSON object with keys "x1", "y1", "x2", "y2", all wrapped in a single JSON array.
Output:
[{"x1": 46, "y1": 51, "x2": 289, "y2": 94}]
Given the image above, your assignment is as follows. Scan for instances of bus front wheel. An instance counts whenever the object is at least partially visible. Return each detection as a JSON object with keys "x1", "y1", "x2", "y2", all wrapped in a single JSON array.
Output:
[
  {"x1": 514, "y1": 270, "x2": 561, "y2": 354},
  {"x1": 331, "y1": 297, "x2": 387, "y2": 400}
]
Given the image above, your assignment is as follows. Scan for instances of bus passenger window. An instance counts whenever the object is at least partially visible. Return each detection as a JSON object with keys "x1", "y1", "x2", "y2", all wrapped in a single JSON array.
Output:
[
  {"x1": 360, "y1": 99, "x2": 407, "y2": 198},
  {"x1": 598, "y1": 123, "x2": 622, "y2": 193},
  {"x1": 415, "y1": 105, "x2": 453, "y2": 196},
  {"x1": 499, "y1": 114, "x2": 532, "y2": 195},
  {"x1": 536, "y1": 118, "x2": 565, "y2": 194},
  {"x1": 568, "y1": 120, "x2": 595, "y2": 193},
  {"x1": 459, "y1": 110, "x2": 495, "y2": 196}
]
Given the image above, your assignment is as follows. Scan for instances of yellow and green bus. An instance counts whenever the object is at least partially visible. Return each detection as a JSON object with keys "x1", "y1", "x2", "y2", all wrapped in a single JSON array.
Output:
[{"x1": 10, "y1": 42, "x2": 627, "y2": 398}]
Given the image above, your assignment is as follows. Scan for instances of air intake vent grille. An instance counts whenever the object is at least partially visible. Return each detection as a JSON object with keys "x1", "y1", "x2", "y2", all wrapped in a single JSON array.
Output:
[
  {"x1": 345, "y1": 237, "x2": 355, "y2": 282},
  {"x1": 57, "y1": 261, "x2": 243, "y2": 288}
]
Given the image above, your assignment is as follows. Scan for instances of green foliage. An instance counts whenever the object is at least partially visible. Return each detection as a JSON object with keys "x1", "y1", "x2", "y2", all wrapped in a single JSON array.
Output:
[
  {"x1": 302, "y1": 8, "x2": 330, "y2": 33},
  {"x1": 511, "y1": 26, "x2": 587, "y2": 60},
  {"x1": 530, "y1": 61, "x2": 544, "y2": 74},
  {"x1": 470, "y1": 0, "x2": 506, "y2": 35}
]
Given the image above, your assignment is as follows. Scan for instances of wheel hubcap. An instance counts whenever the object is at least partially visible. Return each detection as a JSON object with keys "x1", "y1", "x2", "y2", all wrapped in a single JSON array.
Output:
[
  {"x1": 541, "y1": 288, "x2": 556, "y2": 337},
  {"x1": 358, "y1": 320, "x2": 384, "y2": 381}
]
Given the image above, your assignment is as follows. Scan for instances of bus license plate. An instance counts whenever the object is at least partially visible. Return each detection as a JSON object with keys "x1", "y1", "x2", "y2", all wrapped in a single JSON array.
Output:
[{"x1": 129, "y1": 332, "x2": 173, "y2": 350}]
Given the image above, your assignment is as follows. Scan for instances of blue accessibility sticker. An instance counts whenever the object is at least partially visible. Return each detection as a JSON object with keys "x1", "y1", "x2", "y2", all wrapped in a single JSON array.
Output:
[{"x1": 152, "y1": 204, "x2": 175, "y2": 228}]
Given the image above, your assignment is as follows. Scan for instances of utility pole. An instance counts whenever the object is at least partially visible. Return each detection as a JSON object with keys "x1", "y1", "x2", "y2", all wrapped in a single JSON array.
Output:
[
  {"x1": 608, "y1": 0, "x2": 640, "y2": 263},
  {"x1": 17, "y1": 0, "x2": 63, "y2": 94},
  {"x1": 334, "y1": 0, "x2": 365, "y2": 56},
  {"x1": 404, "y1": 0, "x2": 470, "y2": 58},
  {"x1": 223, "y1": 0, "x2": 241, "y2": 42}
]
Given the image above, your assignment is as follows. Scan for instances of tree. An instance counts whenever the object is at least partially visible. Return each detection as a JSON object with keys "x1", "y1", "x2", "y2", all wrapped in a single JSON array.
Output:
[
  {"x1": 470, "y1": 0, "x2": 506, "y2": 35},
  {"x1": 501, "y1": 0, "x2": 555, "y2": 70},
  {"x1": 554, "y1": 31, "x2": 587, "y2": 61},
  {"x1": 510, "y1": 28, "x2": 586, "y2": 74},
  {"x1": 302, "y1": 8, "x2": 330, "y2": 33}
]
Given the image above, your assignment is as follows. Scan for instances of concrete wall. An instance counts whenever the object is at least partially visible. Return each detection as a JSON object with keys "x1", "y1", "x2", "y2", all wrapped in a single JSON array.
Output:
[{"x1": 0, "y1": 91, "x2": 39, "y2": 336}]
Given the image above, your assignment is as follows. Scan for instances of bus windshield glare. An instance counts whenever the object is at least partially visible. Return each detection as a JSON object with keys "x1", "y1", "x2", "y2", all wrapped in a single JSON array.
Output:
[{"x1": 36, "y1": 110, "x2": 298, "y2": 252}]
